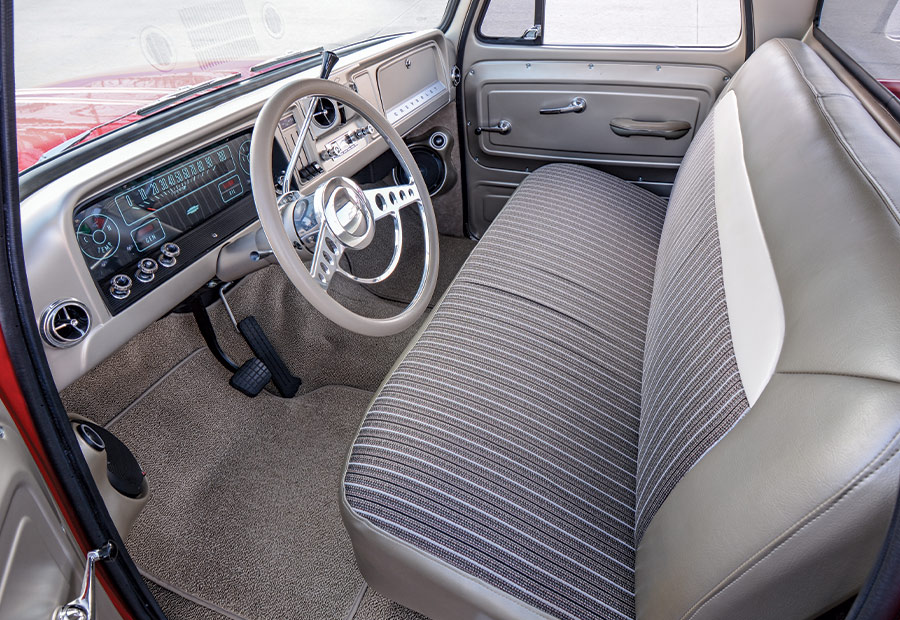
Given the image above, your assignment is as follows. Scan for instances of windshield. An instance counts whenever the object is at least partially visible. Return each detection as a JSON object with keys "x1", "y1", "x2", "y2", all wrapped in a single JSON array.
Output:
[{"x1": 14, "y1": 0, "x2": 451, "y2": 173}]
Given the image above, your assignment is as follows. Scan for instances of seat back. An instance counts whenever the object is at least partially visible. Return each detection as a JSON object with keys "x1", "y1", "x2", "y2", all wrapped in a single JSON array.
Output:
[{"x1": 635, "y1": 39, "x2": 900, "y2": 620}]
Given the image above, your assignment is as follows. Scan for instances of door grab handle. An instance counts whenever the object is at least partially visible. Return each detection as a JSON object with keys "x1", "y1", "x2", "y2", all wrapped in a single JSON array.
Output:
[
  {"x1": 610, "y1": 118, "x2": 691, "y2": 140},
  {"x1": 475, "y1": 120, "x2": 512, "y2": 135},
  {"x1": 540, "y1": 97, "x2": 587, "y2": 115}
]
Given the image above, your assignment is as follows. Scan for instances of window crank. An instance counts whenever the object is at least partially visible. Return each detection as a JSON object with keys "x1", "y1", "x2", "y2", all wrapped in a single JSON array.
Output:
[
  {"x1": 474, "y1": 119, "x2": 511, "y2": 135},
  {"x1": 53, "y1": 542, "x2": 115, "y2": 620},
  {"x1": 540, "y1": 97, "x2": 587, "y2": 115}
]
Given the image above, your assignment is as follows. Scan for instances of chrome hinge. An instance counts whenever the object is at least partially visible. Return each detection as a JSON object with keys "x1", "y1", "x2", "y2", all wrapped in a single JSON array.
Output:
[
  {"x1": 522, "y1": 24, "x2": 542, "y2": 41},
  {"x1": 53, "y1": 542, "x2": 115, "y2": 620}
]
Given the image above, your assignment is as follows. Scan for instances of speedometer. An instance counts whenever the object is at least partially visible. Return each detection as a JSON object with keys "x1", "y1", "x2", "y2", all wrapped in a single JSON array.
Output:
[
  {"x1": 76, "y1": 214, "x2": 120, "y2": 261},
  {"x1": 239, "y1": 139, "x2": 251, "y2": 175}
]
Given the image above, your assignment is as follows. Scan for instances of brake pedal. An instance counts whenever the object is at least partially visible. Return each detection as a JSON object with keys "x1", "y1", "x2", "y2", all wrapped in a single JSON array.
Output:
[
  {"x1": 230, "y1": 358, "x2": 272, "y2": 397},
  {"x1": 237, "y1": 316, "x2": 302, "y2": 397}
]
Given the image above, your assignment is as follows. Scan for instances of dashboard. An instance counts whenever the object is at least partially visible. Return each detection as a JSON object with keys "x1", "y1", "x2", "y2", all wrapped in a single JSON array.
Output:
[
  {"x1": 22, "y1": 30, "x2": 454, "y2": 389},
  {"x1": 73, "y1": 132, "x2": 257, "y2": 313}
]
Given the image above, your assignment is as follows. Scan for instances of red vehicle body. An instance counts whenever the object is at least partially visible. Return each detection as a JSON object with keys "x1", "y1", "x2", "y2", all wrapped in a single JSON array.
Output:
[{"x1": 14, "y1": 57, "x2": 315, "y2": 172}]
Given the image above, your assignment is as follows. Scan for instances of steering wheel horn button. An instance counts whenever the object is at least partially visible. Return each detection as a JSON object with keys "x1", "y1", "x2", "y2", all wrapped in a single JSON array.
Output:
[{"x1": 314, "y1": 177, "x2": 376, "y2": 250}]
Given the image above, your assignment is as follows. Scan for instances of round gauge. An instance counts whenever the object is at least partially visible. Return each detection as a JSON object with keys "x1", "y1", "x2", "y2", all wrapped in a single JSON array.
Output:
[
  {"x1": 76, "y1": 214, "x2": 120, "y2": 261},
  {"x1": 239, "y1": 139, "x2": 251, "y2": 175}
]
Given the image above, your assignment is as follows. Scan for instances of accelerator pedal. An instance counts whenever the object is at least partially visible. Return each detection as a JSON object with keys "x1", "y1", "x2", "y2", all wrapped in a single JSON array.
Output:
[
  {"x1": 230, "y1": 358, "x2": 272, "y2": 397},
  {"x1": 237, "y1": 316, "x2": 302, "y2": 397}
]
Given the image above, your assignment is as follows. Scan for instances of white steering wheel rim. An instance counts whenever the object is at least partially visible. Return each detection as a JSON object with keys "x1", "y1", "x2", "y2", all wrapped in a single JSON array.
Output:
[{"x1": 250, "y1": 78, "x2": 440, "y2": 337}]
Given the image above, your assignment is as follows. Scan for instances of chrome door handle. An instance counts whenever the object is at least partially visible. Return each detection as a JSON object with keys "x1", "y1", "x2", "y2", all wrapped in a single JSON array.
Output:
[
  {"x1": 540, "y1": 97, "x2": 587, "y2": 115},
  {"x1": 474, "y1": 120, "x2": 512, "y2": 135}
]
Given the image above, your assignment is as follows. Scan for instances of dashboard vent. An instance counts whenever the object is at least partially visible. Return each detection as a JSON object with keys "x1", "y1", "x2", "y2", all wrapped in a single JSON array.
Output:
[
  {"x1": 41, "y1": 299, "x2": 91, "y2": 348},
  {"x1": 313, "y1": 99, "x2": 338, "y2": 129}
]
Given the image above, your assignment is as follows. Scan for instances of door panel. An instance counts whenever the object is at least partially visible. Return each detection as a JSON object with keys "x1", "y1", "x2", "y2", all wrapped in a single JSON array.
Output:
[
  {"x1": 459, "y1": 0, "x2": 748, "y2": 237},
  {"x1": 469, "y1": 61, "x2": 724, "y2": 160},
  {"x1": 0, "y1": 403, "x2": 120, "y2": 620}
]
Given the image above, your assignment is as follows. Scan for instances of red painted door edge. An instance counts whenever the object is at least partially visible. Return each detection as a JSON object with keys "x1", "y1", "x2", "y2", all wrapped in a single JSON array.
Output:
[
  {"x1": 0, "y1": 325, "x2": 135, "y2": 619},
  {"x1": 879, "y1": 79, "x2": 900, "y2": 99}
]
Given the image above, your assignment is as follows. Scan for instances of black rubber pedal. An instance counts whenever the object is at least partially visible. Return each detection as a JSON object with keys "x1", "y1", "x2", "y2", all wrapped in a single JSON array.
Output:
[
  {"x1": 237, "y1": 316, "x2": 301, "y2": 397},
  {"x1": 230, "y1": 358, "x2": 272, "y2": 397}
]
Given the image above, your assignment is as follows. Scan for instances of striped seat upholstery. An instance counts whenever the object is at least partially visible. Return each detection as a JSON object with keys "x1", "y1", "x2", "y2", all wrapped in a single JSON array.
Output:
[
  {"x1": 343, "y1": 38, "x2": 900, "y2": 620},
  {"x1": 344, "y1": 164, "x2": 670, "y2": 619}
]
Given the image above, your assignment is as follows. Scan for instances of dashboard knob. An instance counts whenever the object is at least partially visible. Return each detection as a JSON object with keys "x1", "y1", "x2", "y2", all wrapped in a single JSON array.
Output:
[
  {"x1": 135, "y1": 257, "x2": 158, "y2": 283},
  {"x1": 109, "y1": 274, "x2": 132, "y2": 299},
  {"x1": 159, "y1": 242, "x2": 180, "y2": 267}
]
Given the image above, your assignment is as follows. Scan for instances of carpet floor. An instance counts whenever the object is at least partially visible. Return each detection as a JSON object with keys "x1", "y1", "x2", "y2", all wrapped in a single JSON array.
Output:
[
  {"x1": 110, "y1": 350, "x2": 421, "y2": 619},
  {"x1": 61, "y1": 236, "x2": 478, "y2": 619}
]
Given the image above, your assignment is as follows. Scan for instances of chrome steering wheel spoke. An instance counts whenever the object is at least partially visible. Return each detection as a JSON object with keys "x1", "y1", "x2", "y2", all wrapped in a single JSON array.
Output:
[
  {"x1": 298, "y1": 177, "x2": 419, "y2": 290},
  {"x1": 309, "y1": 224, "x2": 344, "y2": 290},
  {"x1": 363, "y1": 183, "x2": 421, "y2": 220}
]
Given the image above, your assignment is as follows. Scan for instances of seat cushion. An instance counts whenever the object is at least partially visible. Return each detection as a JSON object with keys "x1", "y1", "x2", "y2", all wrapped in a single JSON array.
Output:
[{"x1": 342, "y1": 164, "x2": 667, "y2": 620}]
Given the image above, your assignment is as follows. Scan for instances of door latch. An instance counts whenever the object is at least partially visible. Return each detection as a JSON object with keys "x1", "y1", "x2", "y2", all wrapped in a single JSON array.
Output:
[
  {"x1": 474, "y1": 120, "x2": 512, "y2": 135},
  {"x1": 53, "y1": 542, "x2": 115, "y2": 620}
]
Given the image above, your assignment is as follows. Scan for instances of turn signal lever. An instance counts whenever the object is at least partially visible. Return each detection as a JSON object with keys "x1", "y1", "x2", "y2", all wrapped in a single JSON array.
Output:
[
  {"x1": 320, "y1": 50, "x2": 339, "y2": 80},
  {"x1": 280, "y1": 50, "x2": 340, "y2": 198}
]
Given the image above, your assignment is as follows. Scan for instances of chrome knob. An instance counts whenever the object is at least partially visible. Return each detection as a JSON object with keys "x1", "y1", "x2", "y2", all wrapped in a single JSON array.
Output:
[
  {"x1": 159, "y1": 242, "x2": 180, "y2": 267},
  {"x1": 135, "y1": 257, "x2": 158, "y2": 283},
  {"x1": 109, "y1": 274, "x2": 132, "y2": 299}
]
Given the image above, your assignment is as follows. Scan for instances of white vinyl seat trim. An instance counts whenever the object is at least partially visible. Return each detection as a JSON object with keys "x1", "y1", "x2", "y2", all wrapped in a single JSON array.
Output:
[{"x1": 714, "y1": 91, "x2": 785, "y2": 407}]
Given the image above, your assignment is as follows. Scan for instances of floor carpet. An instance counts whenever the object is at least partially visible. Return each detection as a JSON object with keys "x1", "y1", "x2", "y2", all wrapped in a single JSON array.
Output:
[
  {"x1": 61, "y1": 236, "x2": 478, "y2": 619},
  {"x1": 109, "y1": 350, "x2": 373, "y2": 619}
]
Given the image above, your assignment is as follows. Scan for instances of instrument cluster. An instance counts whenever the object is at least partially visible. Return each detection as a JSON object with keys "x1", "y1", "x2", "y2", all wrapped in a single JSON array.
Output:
[{"x1": 72, "y1": 131, "x2": 258, "y2": 313}]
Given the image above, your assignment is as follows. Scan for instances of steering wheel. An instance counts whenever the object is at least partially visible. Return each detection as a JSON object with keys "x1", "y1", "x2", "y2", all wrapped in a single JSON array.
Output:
[{"x1": 249, "y1": 78, "x2": 440, "y2": 337}]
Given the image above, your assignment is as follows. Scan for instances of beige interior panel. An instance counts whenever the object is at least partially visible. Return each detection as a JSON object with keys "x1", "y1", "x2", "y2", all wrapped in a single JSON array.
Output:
[
  {"x1": 468, "y1": 61, "x2": 725, "y2": 163},
  {"x1": 462, "y1": 59, "x2": 728, "y2": 236},
  {"x1": 484, "y1": 87, "x2": 700, "y2": 156},
  {"x1": 752, "y1": 0, "x2": 818, "y2": 46},
  {"x1": 458, "y1": 0, "x2": 747, "y2": 237},
  {"x1": 0, "y1": 405, "x2": 120, "y2": 620}
]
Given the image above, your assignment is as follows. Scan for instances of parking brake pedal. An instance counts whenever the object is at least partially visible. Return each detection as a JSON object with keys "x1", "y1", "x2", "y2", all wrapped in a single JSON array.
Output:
[
  {"x1": 237, "y1": 316, "x2": 302, "y2": 397},
  {"x1": 230, "y1": 358, "x2": 272, "y2": 397}
]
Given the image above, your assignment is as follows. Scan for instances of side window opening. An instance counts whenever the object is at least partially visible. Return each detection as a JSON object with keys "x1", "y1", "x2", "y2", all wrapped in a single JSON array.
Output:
[{"x1": 477, "y1": 0, "x2": 743, "y2": 48}]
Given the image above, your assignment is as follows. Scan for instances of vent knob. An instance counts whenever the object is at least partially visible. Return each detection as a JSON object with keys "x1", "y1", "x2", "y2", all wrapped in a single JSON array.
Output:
[
  {"x1": 159, "y1": 242, "x2": 180, "y2": 267},
  {"x1": 110, "y1": 274, "x2": 132, "y2": 299},
  {"x1": 135, "y1": 257, "x2": 158, "y2": 283},
  {"x1": 41, "y1": 300, "x2": 91, "y2": 348}
]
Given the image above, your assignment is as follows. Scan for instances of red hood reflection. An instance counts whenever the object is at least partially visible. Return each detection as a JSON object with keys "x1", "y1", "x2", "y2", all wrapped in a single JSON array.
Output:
[{"x1": 15, "y1": 61, "x2": 263, "y2": 172}]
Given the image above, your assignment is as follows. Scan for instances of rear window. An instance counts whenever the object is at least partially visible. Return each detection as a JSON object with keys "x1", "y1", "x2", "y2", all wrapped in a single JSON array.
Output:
[
  {"x1": 817, "y1": 0, "x2": 900, "y2": 99},
  {"x1": 479, "y1": 0, "x2": 743, "y2": 48}
]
